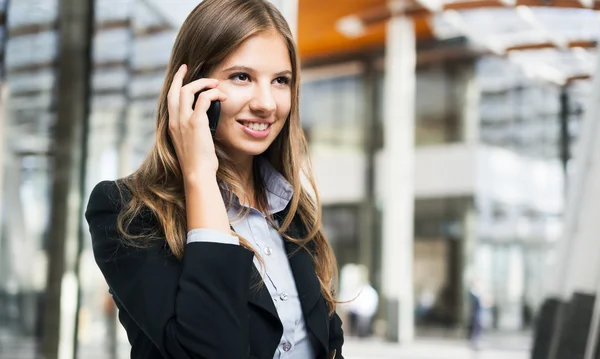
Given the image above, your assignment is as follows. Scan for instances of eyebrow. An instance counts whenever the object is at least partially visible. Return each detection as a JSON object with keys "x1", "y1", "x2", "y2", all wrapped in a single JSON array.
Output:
[{"x1": 221, "y1": 65, "x2": 293, "y2": 78}]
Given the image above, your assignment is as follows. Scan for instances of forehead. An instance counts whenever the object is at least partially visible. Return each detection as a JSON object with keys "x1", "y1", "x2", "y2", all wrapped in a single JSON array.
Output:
[{"x1": 218, "y1": 31, "x2": 292, "y2": 73}]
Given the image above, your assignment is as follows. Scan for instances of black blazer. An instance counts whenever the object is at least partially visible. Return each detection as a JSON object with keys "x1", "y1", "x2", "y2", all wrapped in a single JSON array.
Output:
[{"x1": 85, "y1": 180, "x2": 344, "y2": 359}]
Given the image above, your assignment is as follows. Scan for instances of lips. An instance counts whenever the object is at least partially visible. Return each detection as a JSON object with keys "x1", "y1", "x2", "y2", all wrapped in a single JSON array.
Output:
[
  {"x1": 239, "y1": 121, "x2": 271, "y2": 131},
  {"x1": 237, "y1": 120, "x2": 272, "y2": 139}
]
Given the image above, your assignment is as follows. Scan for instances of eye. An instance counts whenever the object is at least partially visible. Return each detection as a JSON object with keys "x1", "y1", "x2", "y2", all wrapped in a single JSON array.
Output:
[
  {"x1": 230, "y1": 73, "x2": 250, "y2": 82},
  {"x1": 274, "y1": 76, "x2": 291, "y2": 85}
]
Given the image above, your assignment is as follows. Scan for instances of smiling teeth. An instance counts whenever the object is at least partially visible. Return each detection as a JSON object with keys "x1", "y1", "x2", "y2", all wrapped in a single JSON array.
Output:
[{"x1": 243, "y1": 122, "x2": 269, "y2": 131}]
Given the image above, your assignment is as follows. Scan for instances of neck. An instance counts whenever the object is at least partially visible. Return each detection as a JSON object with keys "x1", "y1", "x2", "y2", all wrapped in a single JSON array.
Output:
[
  {"x1": 230, "y1": 153, "x2": 256, "y2": 206},
  {"x1": 239, "y1": 158, "x2": 254, "y2": 188}
]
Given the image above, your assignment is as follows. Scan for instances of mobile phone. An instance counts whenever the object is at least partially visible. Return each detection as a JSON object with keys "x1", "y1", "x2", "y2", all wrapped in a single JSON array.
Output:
[{"x1": 192, "y1": 73, "x2": 221, "y2": 137}]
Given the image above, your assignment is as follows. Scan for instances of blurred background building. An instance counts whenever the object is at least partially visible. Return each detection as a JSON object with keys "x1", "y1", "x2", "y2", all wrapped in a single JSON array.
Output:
[{"x1": 0, "y1": 0, "x2": 599, "y2": 358}]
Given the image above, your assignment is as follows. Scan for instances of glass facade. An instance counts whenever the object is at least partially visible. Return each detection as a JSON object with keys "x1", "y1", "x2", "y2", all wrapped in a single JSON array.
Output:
[
  {"x1": 414, "y1": 63, "x2": 464, "y2": 145},
  {"x1": 299, "y1": 53, "x2": 585, "y2": 329},
  {"x1": 299, "y1": 62, "x2": 475, "y2": 152},
  {"x1": 300, "y1": 75, "x2": 365, "y2": 150},
  {"x1": 478, "y1": 56, "x2": 584, "y2": 161}
]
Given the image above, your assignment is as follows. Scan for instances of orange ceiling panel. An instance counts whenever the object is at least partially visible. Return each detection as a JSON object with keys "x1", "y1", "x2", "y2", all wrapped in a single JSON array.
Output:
[
  {"x1": 298, "y1": 0, "x2": 386, "y2": 60},
  {"x1": 297, "y1": 0, "x2": 435, "y2": 61}
]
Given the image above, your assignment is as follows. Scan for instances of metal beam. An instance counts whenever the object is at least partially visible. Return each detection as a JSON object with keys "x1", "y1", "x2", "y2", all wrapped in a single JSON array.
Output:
[
  {"x1": 7, "y1": 61, "x2": 56, "y2": 74},
  {"x1": 443, "y1": 0, "x2": 600, "y2": 10},
  {"x1": 7, "y1": 20, "x2": 126, "y2": 39},
  {"x1": 9, "y1": 89, "x2": 52, "y2": 98},
  {"x1": 8, "y1": 17, "x2": 170, "y2": 40},
  {"x1": 7, "y1": 60, "x2": 166, "y2": 76},
  {"x1": 9, "y1": 21, "x2": 56, "y2": 37},
  {"x1": 0, "y1": 3, "x2": 9, "y2": 80},
  {"x1": 359, "y1": 59, "x2": 378, "y2": 281},
  {"x1": 133, "y1": 64, "x2": 167, "y2": 75},
  {"x1": 95, "y1": 19, "x2": 130, "y2": 31},
  {"x1": 303, "y1": 41, "x2": 481, "y2": 70},
  {"x1": 559, "y1": 85, "x2": 571, "y2": 177},
  {"x1": 134, "y1": 23, "x2": 172, "y2": 37},
  {"x1": 506, "y1": 40, "x2": 597, "y2": 52},
  {"x1": 567, "y1": 74, "x2": 592, "y2": 82}
]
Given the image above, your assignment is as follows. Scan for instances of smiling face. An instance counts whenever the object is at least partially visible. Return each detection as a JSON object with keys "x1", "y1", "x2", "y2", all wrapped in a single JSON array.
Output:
[{"x1": 209, "y1": 30, "x2": 292, "y2": 163}]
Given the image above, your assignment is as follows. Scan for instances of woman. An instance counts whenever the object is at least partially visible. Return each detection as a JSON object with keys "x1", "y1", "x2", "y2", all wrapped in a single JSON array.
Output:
[{"x1": 85, "y1": 0, "x2": 344, "y2": 358}]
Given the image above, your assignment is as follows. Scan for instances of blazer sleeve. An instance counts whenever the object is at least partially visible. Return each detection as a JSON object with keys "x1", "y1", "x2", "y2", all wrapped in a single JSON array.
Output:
[
  {"x1": 85, "y1": 180, "x2": 254, "y2": 359},
  {"x1": 329, "y1": 311, "x2": 345, "y2": 359}
]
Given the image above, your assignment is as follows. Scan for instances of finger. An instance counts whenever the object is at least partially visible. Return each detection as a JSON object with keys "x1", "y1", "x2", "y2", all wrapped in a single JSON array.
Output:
[
  {"x1": 192, "y1": 88, "x2": 228, "y2": 116},
  {"x1": 167, "y1": 64, "x2": 187, "y2": 128},
  {"x1": 189, "y1": 88, "x2": 227, "y2": 129},
  {"x1": 179, "y1": 78, "x2": 220, "y2": 123},
  {"x1": 183, "y1": 77, "x2": 221, "y2": 94}
]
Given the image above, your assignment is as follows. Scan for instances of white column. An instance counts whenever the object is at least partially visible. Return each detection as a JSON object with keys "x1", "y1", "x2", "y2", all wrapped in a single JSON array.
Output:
[
  {"x1": 381, "y1": 15, "x2": 416, "y2": 343},
  {"x1": 457, "y1": 64, "x2": 479, "y2": 324},
  {"x1": 268, "y1": 0, "x2": 298, "y2": 38}
]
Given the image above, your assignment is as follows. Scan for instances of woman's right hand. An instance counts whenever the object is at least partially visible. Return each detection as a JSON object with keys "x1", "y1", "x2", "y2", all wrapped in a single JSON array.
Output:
[{"x1": 167, "y1": 64, "x2": 227, "y2": 179}]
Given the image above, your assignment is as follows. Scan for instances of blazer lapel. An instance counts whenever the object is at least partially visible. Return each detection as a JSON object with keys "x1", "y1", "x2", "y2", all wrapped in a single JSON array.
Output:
[
  {"x1": 282, "y1": 214, "x2": 329, "y2": 354},
  {"x1": 238, "y1": 209, "x2": 330, "y2": 353},
  {"x1": 284, "y1": 235, "x2": 321, "y2": 315},
  {"x1": 229, "y1": 224, "x2": 279, "y2": 322},
  {"x1": 247, "y1": 265, "x2": 280, "y2": 321}
]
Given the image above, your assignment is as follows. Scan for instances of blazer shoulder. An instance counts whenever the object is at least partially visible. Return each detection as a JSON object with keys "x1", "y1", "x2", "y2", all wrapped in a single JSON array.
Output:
[
  {"x1": 86, "y1": 180, "x2": 131, "y2": 214},
  {"x1": 85, "y1": 179, "x2": 160, "y2": 247}
]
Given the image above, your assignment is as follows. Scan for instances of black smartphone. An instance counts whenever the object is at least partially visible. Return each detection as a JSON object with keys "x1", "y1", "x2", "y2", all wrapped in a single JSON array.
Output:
[{"x1": 192, "y1": 73, "x2": 221, "y2": 137}]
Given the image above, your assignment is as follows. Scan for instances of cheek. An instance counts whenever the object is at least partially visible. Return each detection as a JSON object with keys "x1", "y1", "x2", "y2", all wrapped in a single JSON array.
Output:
[
  {"x1": 219, "y1": 86, "x2": 250, "y2": 118},
  {"x1": 276, "y1": 93, "x2": 292, "y2": 119}
]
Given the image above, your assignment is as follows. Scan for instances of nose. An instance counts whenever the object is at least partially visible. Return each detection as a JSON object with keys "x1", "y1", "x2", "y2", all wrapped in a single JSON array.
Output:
[{"x1": 249, "y1": 82, "x2": 276, "y2": 115}]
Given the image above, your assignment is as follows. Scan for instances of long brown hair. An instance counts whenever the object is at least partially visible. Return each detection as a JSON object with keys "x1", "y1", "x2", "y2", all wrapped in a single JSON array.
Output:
[{"x1": 116, "y1": 0, "x2": 338, "y2": 314}]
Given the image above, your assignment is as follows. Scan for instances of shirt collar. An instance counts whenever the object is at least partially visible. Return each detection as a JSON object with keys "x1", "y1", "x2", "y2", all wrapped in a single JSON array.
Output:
[{"x1": 221, "y1": 156, "x2": 293, "y2": 215}]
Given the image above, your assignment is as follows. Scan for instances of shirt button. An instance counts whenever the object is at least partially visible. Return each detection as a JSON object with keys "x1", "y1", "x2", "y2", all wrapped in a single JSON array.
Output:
[
  {"x1": 279, "y1": 293, "x2": 289, "y2": 301},
  {"x1": 282, "y1": 342, "x2": 292, "y2": 352},
  {"x1": 263, "y1": 247, "x2": 273, "y2": 256}
]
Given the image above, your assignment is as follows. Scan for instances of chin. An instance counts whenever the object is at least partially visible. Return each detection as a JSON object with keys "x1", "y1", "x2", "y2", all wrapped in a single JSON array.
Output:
[
  {"x1": 239, "y1": 143, "x2": 272, "y2": 156},
  {"x1": 223, "y1": 139, "x2": 273, "y2": 158}
]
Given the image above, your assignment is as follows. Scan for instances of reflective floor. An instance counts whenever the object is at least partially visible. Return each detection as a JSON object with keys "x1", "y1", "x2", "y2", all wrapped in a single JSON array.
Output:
[
  {"x1": 344, "y1": 334, "x2": 531, "y2": 359},
  {"x1": 0, "y1": 326, "x2": 531, "y2": 359}
]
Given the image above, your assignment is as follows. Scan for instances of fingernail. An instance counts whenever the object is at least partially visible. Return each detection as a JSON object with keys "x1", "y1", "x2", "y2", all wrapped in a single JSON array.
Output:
[{"x1": 179, "y1": 64, "x2": 186, "y2": 71}]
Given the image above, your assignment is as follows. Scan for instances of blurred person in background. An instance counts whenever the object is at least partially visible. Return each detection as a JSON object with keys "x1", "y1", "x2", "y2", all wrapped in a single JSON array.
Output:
[
  {"x1": 338, "y1": 264, "x2": 379, "y2": 338},
  {"x1": 468, "y1": 279, "x2": 484, "y2": 350},
  {"x1": 415, "y1": 288, "x2": 436, "y2": 323},
  {"x1": 85, "y1": 0, "x2": 344, "y2": 358}
]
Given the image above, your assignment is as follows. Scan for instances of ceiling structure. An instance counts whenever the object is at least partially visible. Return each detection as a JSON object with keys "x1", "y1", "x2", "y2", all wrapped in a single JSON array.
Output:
[{"x1": 298, "y1": 0, "x2": 599, "y2": 84}]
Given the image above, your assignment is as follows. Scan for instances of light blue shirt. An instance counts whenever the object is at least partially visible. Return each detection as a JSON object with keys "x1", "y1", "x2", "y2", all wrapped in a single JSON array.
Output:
[{"x1": 187, "y1": 157, "x2": 317, "y2": 359}]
